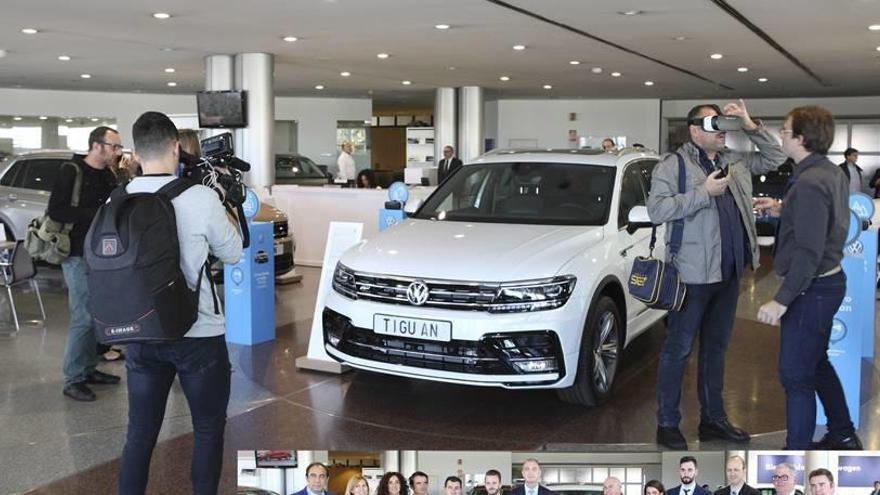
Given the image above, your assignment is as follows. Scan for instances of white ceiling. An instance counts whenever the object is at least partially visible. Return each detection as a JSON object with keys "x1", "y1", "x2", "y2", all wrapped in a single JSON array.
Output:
[{"x1": 1, "y1": 0, "x2": 880, "y2": 106}]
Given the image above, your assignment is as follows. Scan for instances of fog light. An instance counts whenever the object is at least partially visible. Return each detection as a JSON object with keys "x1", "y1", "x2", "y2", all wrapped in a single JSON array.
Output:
[
  {"x1": 329, "y1": 335, "x2": 340, "y2": 346},
  {"x1": 513, "y1": 359, "x2": 557, "y2": 373}
]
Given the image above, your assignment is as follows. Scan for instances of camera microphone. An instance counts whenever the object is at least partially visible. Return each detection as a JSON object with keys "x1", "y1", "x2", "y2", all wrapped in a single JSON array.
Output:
[{"x1": 225, "y1": 156, "x2": 251, "y2": 172}]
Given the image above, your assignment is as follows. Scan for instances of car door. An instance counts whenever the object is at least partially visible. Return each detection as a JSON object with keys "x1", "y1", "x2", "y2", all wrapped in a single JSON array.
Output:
[{"x1": 615, "y1": 158, "x2": 661, "y2": 321}]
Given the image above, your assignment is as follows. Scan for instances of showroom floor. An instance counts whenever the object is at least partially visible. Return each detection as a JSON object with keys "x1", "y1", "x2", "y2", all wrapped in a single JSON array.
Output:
[{"x1": 3, "y1": 252, "x2": 879, "y2": 494}]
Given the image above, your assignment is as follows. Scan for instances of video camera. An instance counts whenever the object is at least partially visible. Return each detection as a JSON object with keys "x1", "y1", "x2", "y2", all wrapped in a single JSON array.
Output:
[{"x1": 179, "y1": 132, "x2": 251, "y2": 247}]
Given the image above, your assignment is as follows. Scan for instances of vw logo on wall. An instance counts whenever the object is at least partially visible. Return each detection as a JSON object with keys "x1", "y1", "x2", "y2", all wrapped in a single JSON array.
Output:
[
  {"x1": 406, "y1": 280, "x2": 430, "y2": 305},
  {"x1": 830, "y1": 318, "x2": 847, "y2": 344}
]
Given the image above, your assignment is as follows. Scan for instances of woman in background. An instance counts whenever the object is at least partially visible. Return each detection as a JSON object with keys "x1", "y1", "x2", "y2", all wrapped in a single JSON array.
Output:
[
  {"x1": 377, "y1": 472, "x2": 408, "y2": 495},
  {"x1": 346, "y1": 475, "x2": 371, "y2": 495},
  {"x1": 645, "y1": 480, "x2": 666, "y2": 495}
]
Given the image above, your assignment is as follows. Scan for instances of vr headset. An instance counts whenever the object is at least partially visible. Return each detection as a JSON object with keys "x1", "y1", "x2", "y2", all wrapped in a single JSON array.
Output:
[{"x1": 688, "y1": 115, "x2": 742, "y2": 133}]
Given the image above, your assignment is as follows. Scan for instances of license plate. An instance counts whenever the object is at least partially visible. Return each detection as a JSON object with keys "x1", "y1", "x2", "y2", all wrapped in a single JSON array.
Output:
[
  {"x1": 274, "y1": 243, "x2": 284, "y2": 255},
  {"x1": 373, "y1": 314, "x2": 452, "y2": 342}
]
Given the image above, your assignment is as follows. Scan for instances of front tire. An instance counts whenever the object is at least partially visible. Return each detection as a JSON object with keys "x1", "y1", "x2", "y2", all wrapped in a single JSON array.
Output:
[{"x1": 556, "y1": 296, "x2": 622, "y2": 406}]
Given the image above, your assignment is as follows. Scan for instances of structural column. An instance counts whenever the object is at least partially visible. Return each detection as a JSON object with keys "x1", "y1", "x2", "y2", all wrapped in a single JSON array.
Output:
[
  {"x1": 234, "y1": 52, "x2": 275, "y2": 190},
  {"x1": 434, "y1": 87, "x2": 456, "y2": 166},
  {"x1": 400, "y1": 451, "x2": 418, "y2": 478},
  {"x1": 457, "y1": 86, "x2": 484, "y2": 161},
  {"x1": 40, "y1": 118, "x2": 61, "y2": 149}
]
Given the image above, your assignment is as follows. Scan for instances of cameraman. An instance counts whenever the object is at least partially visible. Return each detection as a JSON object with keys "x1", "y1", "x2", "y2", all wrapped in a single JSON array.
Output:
[
  {"x1": 118, "y1": 112, "x2": 242, "y2": 494},
  {"x1": 647, "y1": 99, "x2": 786, "y2": 449}
]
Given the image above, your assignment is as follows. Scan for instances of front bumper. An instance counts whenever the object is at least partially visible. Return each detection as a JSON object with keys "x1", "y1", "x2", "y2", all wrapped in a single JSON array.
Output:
[
  {"x1": 274, "y1": 235, "x2": 295, "y2": 275},
  {"x1": 322, "y1": 290, "x2": 582, "y2": 388}
]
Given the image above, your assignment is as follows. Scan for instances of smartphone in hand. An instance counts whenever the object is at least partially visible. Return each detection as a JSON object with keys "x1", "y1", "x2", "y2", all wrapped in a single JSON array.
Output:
[{"x1": 715, "y1": 165, "x2": 729, "y2": 178}]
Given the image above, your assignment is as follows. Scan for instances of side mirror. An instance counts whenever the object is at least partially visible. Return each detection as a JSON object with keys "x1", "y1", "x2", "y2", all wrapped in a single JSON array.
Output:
[
  {"x1": 404, "y1": 199, "x2": 423, "y2": 215},
  {"x1": 626, "y1": 205, "x2": 654, "y2": 234}
]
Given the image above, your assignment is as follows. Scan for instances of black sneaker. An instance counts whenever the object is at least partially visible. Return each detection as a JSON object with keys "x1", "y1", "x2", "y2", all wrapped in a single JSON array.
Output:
[
  {"x1": 811, "y1": 432, "x2": 863, "y2": 450},
  {"x1": 63, "y1": 382, "x2": 96, "y2": 402},
  {"x1": 85, "y1": 370, "x2": 121, "y2": 385},
  {"x1": 698, "y1": 419, "x2": 751, "y2": 443},
  {"x1": 657, "y1": 426, "x2": 688, "y2": 450}
]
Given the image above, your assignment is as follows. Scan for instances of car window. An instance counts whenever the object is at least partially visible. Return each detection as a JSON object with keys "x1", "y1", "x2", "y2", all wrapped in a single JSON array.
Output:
[
  {"x1": 14, "y1": 159, "x2": 64, "y2": 192},
  {"x1": 618, "y1": 159, "x2": 657, "y2": 229},
  {"x1": 414, "y1": 161, "x2": 615, "y2": 226},
  {"x1": 275, "y1": 155, "x2": 325, "y2": 179},
  {"x1": 0, "y1": 161, "x2": 25, "y2": 187}
]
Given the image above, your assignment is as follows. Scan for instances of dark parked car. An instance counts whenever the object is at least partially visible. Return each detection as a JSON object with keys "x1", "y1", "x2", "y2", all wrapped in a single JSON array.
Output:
[
  {"x1": 752, "y1": 158, "x2": 793, "y2": 242},
  {"x1": 275, "y1": 153, "x2": 329, "y2": 185}
]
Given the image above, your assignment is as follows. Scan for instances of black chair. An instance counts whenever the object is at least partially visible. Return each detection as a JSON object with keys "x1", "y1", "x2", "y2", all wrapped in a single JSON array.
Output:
[{"x1": 0, "y1": 240, "x2": 46, "y2": 333}]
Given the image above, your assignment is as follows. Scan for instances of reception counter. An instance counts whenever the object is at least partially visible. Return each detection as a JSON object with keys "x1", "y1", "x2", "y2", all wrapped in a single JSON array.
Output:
[{"x1": 272, "y1": 185, "x2": 436, "y2": 267}]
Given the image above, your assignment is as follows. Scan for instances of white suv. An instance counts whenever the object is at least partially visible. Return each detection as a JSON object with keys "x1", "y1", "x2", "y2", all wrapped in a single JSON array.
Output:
[{"x1": 323, "y1": 148, "x2": 666, "y2": 405}]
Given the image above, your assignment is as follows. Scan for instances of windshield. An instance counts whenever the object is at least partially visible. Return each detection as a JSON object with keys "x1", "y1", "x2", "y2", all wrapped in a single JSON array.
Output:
[
  {"x1": 275, "y1": 155, "x2": 326, "y2": 178},
  {"x1": 413, "y1": 161, "x2": 614, "y2": 225}
]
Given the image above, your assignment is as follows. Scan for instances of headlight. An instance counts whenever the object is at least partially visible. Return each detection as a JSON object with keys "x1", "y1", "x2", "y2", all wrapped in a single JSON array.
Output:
[
  {"x1": 332, "y1": 262, "x2": 357, "y2": 299},
  {"x1": 488, "y1": 275, "x2": 576, "y2": 313}
]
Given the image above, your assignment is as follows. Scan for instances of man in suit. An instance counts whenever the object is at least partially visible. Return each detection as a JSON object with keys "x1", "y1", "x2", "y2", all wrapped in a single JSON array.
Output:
[
  {"x1": 714, "y1": 456, "x2": 759, "y2": 495},
  {"x1": 839, "y1": 147, "x2": 864, "y2": 194},
  {"x1": 438, "y1": 145, "x2": 463, "y2": 183},
  {"x1": 510, "y1": 459, "x2": 555, "y2": 495},
  {"x1": 485, "y1": 470, "x2": 504, "y2": 495},
  {"x1": 410, "y1": 472, "x2": 429, "y2": 495},
  {"x1": 809, "y1": 469, "x2": 836, "y2": 495},
  {"x1": 771, "y1": 463, "x2": 802, "y2": 495},
  {"x1": 870, "y1": 481, "x2": 880, "y2": 495},
  {"x1": 667, "y1": 457, "x2": 712, "y2": 495},
  {"x1": 445, "y1": 476, "x2": 463, "y2": 495},
  {"x1": 603, "y1": 477, "x2": 623, "y2": 495},
  {"x1": 291, "y1": 462, "x2": 333, "y2": 495}
]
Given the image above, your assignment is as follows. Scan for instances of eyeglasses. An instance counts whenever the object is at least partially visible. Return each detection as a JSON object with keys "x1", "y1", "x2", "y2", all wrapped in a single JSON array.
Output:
[
  {"x1": 99, "y1": 141, "x2": 124, "y2": 151},
  {"x1": 780, "y1": 129, "x2": 793, "y2": 135},
  {"x1": 772, "y1": 475, "x2": 790, "y2": 482}
]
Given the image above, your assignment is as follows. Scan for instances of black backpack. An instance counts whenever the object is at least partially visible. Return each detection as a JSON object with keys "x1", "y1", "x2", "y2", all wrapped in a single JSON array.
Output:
[{"x1": 85, "y1": 178, "x2": 214, "y2": 344}]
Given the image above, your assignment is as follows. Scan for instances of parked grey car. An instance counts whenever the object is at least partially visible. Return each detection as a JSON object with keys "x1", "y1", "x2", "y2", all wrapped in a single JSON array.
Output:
[
  {"x1": 0, "y1": 150, "x2": 74, "y2": 240},
  {"x1": 275, "y1": 153, "x2": 329, "y2": 185}
]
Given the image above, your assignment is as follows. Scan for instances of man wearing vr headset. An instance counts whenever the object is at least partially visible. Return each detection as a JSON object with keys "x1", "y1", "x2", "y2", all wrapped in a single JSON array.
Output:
[{"x1": 647, "y1": 99, "x2": 786, "y2": 449}]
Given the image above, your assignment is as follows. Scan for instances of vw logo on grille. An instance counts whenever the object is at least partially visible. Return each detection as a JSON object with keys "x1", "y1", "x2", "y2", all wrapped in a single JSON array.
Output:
[{"x1": 406, "y1": 280, "x2": 430, "y2": 305}]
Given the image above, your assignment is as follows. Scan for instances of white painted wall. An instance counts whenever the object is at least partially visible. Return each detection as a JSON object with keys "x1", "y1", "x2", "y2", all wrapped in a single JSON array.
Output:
[
  {"x1": 662, "y1": 95, "x2": 880, "y2": 119},
  {"x1": 275, "y1": 96, "x2": 372, "y2": 168},
  {"x1": 484, "y1": 100, "x2": 499, "y2": 151},
  {"x1": 495, "y1": 99, "x2": 662, "y2": 152}
]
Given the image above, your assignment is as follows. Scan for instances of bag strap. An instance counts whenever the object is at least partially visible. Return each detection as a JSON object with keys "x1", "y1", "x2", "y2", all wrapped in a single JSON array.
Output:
[
  {"x1": 157, "y1": 177, "x2": 198, "y2": 200},
  {"x1": 648, "y1": 152, "x2": 687, "y2": 258},
  {"x1": 202, "y1": 259, "x2": 220, "y2": 315},
  {"x1": 68, "y1": 162, "x2": 84, "y2": 208}
]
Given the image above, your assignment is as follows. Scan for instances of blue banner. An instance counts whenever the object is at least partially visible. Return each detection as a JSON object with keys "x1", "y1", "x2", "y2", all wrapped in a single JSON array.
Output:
[
  {"x1": 756, "y1": 455, "x2": 804, "y2": 485},
  {"x1": 819, "y1": 193, "x2": 876, "y2": 427},
  {"x1": 225, "y1": 221, "x2": 275, "y2": 345},
  {"x1": 837, "y1": 455, "x2": 880, "y2": 487}
]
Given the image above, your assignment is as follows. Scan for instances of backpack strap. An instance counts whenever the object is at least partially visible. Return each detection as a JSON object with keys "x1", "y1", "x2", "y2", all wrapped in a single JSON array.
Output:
[
  {"x1": 157, "y1": 177, "x2": 199, "y2": 200},
  {"x1": 203, "y1": 259, "x2": 220, "y2": 315},
  {"x1": 648, "y1": 152, "x2": 687, "y2": 259},
  {"x1": 58, "y1": 162, "x2": 85, "y2": 236}
]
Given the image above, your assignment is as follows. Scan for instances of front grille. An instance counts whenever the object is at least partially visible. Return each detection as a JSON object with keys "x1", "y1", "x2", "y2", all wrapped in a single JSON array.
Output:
[
  {"x1": 323, "y1": 308, "x2": 564, "y2": 379},
  {"x1": 273, "y1": 220, "x2": 289, "y2": 239},
  {"x1": 275, "y1": 252, "x2": 294, "y2": 273},
  {"x1": 333, "y1": 266, "x2": 499, "y2": 311}
]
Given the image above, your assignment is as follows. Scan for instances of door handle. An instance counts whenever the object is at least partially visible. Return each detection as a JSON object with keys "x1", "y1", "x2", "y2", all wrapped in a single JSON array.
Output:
[{"x1": 620, "y1": 244, "x2": 635, "y2": 257}]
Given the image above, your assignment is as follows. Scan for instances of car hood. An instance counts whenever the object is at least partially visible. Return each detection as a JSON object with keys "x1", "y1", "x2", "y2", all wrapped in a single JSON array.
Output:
[{"x1": 341, "y1": 219, "x2": 604, "y2": 281}]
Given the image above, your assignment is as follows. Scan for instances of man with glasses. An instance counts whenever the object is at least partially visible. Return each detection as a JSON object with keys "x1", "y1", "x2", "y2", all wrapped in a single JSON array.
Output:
[
  {"x1": 755, "y1": 105, "x2": 862, "y2": 450},
  {"x1": 291, "y1": 462, "x2": 332, "y2": 495},
  {"x1": 648, "y1": 100, "x2": 786, "y2": 449},
  {"x1": 771, "y1": 464, "x2": 801, "y2": 495},
  {"x1": 49, "y1": 126, "x2": 122, "y2": 401}
]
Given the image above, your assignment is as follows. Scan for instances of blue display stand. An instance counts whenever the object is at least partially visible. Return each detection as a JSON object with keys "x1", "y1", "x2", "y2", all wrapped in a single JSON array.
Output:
[
  {"x1": 225, "y1": 190, "x2": 276, "y2": 345},
  {"x1": 818, "y1": 193, "x2": 876, "y2": 427},
  {"x1": 379, "y1": 181, "x2": 409, "y2": 231}
]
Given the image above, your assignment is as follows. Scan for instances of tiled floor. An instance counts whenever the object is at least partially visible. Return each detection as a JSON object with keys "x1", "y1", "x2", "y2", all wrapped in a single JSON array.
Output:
[{"x1": 3, "y1": 250, "x2": 879, "y2": 494}]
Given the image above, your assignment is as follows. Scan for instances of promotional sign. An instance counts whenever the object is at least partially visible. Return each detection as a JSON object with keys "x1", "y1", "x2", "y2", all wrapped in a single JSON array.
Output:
[
  {"x1": 820, "y1": 193, "x2": 875, "y2": 427},
  {"x1": 756, "y1": 455, "x2": 804, "y2": 485},
  {"x1": 225, "y1": 221, "x2": 275, "y2": 345},
  {"x1": 379, "y1": 181, "x2": 408, "y2": 232},
  {"x1": 837, "y1": 455, "x2": 880, "y2": 487},
  {"x1": 242, "y1": 188, "x2": 260, "y2": 220}
]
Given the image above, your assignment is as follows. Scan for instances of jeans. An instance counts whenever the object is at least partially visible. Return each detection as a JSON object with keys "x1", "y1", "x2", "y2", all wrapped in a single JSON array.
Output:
[
  {"x1": 779, "y1": 271, "x2": 854, "y2": 449},
  {"x1": 118, "y1": 335, "x2": 231, "y2": 495},
  {"x1": 61, "y1": 256, "x2": 97, "y2": 386},
  {"x1": 657, "y1": 276, "x2": 740, "y2": 427}
]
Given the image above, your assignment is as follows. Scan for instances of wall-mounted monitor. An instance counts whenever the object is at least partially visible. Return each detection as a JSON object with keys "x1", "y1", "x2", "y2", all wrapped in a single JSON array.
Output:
[{"x1": 197, "y1": 90, "x2": 247, "y2": 128}]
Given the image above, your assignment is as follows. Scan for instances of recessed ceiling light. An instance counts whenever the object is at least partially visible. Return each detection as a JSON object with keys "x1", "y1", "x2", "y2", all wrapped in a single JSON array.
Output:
[
  {"x1": 167, "y1": 82, "x2": 177, "y2": 87},
  {"x1": 65, "y1": 118, "x2": 73, "y2": 123},
  {"x1": 315, "y1": 84, "x2": 325, "y2": 90},
  {"x1": 611, "y1": 72, "x2": 622, "y2": 77},
  {"x1": 402, "y1": 80, "x2": 412, "y2": 85},
  {"x1": 340, "y1": 71, "x2": 351, "y2": 77},
  {"x1": 618, "y1": 10, "x2": 643, "y2": 16},
  {"x1": 160, "y1": 47, "x2": 175, "y2": 52},
  {"x1": 870, "y1": 24, "x2": 880, "y2": 31},
  {"x1": 513, "y1": 44, "x2": 526, "y2": 50},
  {"x1": 0, "y1": 50, "x2": 6, "y2": 58},
  {"x1": 737, "y1": 67, "x2": 749, "y2": 72},
  {"x1": 58, "y1": 55, "x2": 71, "y2": 61},
  {"x1": 644, "y1": 81, "x2": 654, "y2": 86},
  {"x1": 758, "y1": 77, "x2": 768, "y2": 82},
  {"x1": 377, "y1": 53, "x2": 390, "y2": 59},
  {"x1": 569, "y1": 60, "x2": 580, "y2": 65},
  {"x1": 499, "y1": 76, "x2": 510, "y2": 81},
  {"x1": 448, "y1": 66, "x2": 456, "y2": 70},
  {"x1": 80, "y1": 74, "x2": 91, "y2": 79},
  {"x1": 282, "y1": 36, "x2": 298, "y2": 42},
  {"x1": 674, "y1": 36, "x2": 689, "y2": 41},
  {"x1": 21, "y1": 28, "x2": 38, "y2": 35},
  {"x1": 12, "y1": 117, "x2": 22, "y2": 121},
  {"x1": 152, "y1": 12, "x2": 171, "y2": 20},
  {"x1": 591, "y1": 67, "x2": 603, "y2": 74},
  {"x1": 39, "y1": 116, "x2": 48, "y2": 120},
  {"x1": 710, "y1": 53, "x2": 723, "y2": 60},
  {"x1": 90, "y1": 118, "x2": 99, "y2": 122},
  {"x1": 876, "y1": 46, "x2": 880, "y2": 51},
  {"x1": 435, "y1": 24, "x2": 450, "y2": 30},
  {"x1": 543, "y1": 84, "x2": 553, "y2": 89},
  {"x1": 164, "y1": 67, "x2": 175, "y2": 73}
]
